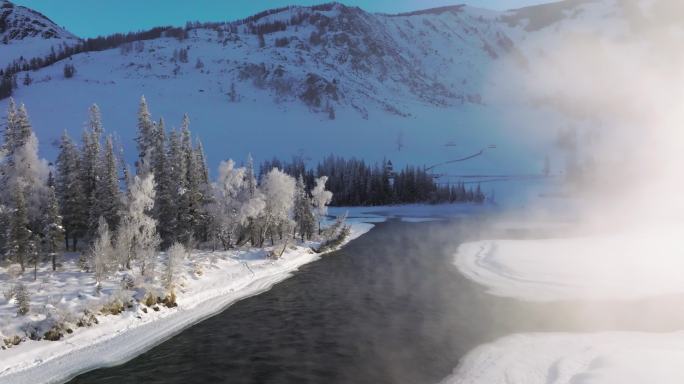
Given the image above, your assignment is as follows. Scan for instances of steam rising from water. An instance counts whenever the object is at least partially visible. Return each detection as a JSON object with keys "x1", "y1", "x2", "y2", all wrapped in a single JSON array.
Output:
[{"x1": 491, "y1": 0, "x2": 684, "y2": 231}]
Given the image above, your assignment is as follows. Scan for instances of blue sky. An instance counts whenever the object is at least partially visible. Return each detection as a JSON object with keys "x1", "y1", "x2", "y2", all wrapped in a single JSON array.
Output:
[{"x1": 13, "y1": 0, "x2": 554, "y2": 38}]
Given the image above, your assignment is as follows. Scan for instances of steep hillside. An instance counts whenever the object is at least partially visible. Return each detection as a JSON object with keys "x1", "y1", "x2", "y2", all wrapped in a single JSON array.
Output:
[
  {"x1": 1, "y1": 0, "x2": 675, "y2": 190},
  {"x1": 0, "y1": 0, "x2": 79, "y2": 67}
]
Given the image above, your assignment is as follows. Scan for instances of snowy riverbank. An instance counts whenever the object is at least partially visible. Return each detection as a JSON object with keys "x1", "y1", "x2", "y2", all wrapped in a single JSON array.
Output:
[
  {"x1": 0, "y1": 220, "x2": 372, "y2": 384},
  {"x1": 0, "y1": 203, "x2": 486, "y2": 384},
  {"x1": 441, "y1": 331, "x2": 684, "y2": 384},
  {"x1": 454, "y1": 225, "x2": 684, "y2": 302},
  {"x1": 447, "y1": 220, "x2": 684, "y2": 383}
]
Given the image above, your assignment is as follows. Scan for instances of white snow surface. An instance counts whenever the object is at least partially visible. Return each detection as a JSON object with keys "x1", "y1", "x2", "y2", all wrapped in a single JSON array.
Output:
[
  {"x1": 441, "y1": 331, "x2": 684, "y2": 384},
  {"x1": 447, "y1": 218, "x2": 684, "y2": 384},
  {"x1": 454, "y1": 225, "x2": 684, "y2": 302}
]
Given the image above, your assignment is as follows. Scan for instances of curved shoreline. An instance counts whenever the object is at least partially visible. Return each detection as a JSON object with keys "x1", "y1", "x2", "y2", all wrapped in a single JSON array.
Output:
[{"x1": 0, "y1": 223, "x2": 373, "y2": 384}]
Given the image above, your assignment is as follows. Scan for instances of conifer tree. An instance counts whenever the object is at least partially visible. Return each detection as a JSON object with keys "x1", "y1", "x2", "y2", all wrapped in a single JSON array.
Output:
[
  {"x1": 166, "y1": 129, "x2": 185, "y2": 242},
  {"x1": 80, "y1": 105, "x2": 104, "y2": 241},
  {"x1": 9, "y1": 184, "x2": 30, "y2": 272},
  {"x1": 245, "y1": 153, "x2": 257, "y2": 197},
  {"x1": 293, "y1": 175, "x2": 315, "y2": 240},
  {"x1": 135, "y1": 95, "x2": 154, "y2": 175},
  {"x1": 93, "y1": 136, "x2": 122, "y2": 231},
  {"x1": 43, "y1": 184, "x2": 64, "y2": 271},
  {"x1": 152, "y1": 118, "x2": 175, "y2": 247},
  {"x1": 56, "y1": 131, "x2": 85, "y2": 250},
  {"x1": 178, "y1": 115, "x2": 202, "y2": 245}
]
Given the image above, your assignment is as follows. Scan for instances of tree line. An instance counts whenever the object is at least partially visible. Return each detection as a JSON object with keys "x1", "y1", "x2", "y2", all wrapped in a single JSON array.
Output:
[
  {"x1": 0, "y1": 97, "x2": 335, "y2": 283},
  {"x1": 259, "y1": 155, "x2": 486, "y2": 206},
  {"x1": 1, "y1": 25, "x2": 188, "y2": 99}
]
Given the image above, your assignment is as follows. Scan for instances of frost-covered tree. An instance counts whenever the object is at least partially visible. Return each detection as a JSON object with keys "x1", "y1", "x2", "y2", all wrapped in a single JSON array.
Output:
[
  {"x1": 163, "y1": 242, "x2": 186, "y2": 294},
  {"x1": 0, "y1": 204, "x2": 9, "y2": 259},
  {"x1": 211, "y1": 159, "x2": 246, "y2": 249},
  {"x1": 91, "y1": 216, "x2": 114, "y2": 287},
  {"x1": 8, "y1": 184, "x2": 30, "y2": 272},
  {"x1": 152, "y1": 118, "x2": 176, "y2": 247},
  {"x1": 116, "y1": 174, "x2": 159, "y2": 276},
  {"x1": 244, "y1": 153, "x2": 257, "y2": 197},
  {"x1": 80, "y1": 105, "x2": 104, "y2": 241},
  {"x1": 177, "y1": 115, "x2": 203, "y2": 245},
  {"x1": 293, "y1": 175, "x2": 315, "y2": 241},
  {"x1": 135, "y1": 95, "x2": 154, "y2": 175},
  {"x1": 56, "y1": 131, "x2": 85, "y2": 250},
  {"x1": 311, "y1": 176, "x2": 333, "y2": 235},
  {"x1": 194, "y1": 139, "x2": 211, "y2": 242},
  {"x1": 165, "y1": 129, "x2": 185, "y2": 241},
  {"x1": 93, "y1": 136, "x2": 122, "y2": 231},
  {"x1": 1, "y1": 101, "x2": 48, "y2": 228},
  {"x1": 257, "y1": 168, "x2": 295, "y2": 246},
  {"x1": 42, "y1": 184, "x2": 64, "y2": 271}
]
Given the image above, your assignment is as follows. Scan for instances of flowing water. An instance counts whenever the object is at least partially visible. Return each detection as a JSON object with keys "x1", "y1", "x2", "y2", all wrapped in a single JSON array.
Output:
[{"x1": 69, "y1": 219, "x2": 684, "y2": 384}]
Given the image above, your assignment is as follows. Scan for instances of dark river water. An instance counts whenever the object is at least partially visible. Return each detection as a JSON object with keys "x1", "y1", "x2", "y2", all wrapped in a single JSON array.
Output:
[{"x1": 69, "y1": 219, "x2": 684, "y2": 384}]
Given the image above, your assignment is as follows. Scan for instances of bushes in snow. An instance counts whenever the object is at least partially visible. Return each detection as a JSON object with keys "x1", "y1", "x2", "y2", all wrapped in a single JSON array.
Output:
[
  {"x1": 14, "y1": 282, "x2": 29, "y2": 315},
  {"x1": 63, "y1": 63, "x2": 76, "y2": 78},
  {"x1": 163, "y1": 242, "x2": 186, "y2": 297}
]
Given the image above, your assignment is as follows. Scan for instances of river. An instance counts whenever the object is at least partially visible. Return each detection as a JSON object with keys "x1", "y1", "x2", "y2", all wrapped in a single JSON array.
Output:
[{"x1": 69, "y1": 218, "x2": 684, "y2": 384}]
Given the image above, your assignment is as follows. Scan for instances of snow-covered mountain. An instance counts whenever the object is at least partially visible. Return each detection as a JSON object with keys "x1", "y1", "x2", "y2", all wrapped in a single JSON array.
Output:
[
  {"x1": 0, "y1": 0, "x2": 677, "y2": 183},
  {"x1": 0, "y1": 0, "x2": 79, "y2": 67}
]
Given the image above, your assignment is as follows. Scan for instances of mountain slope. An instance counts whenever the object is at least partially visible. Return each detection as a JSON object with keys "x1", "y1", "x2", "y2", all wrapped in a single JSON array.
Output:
[
  {"x1": 0, "y1": 0, "x2": 79, "y2": 67},
  {"x1": 0, "y1": 0, "x2": 677, "y2": 189}
]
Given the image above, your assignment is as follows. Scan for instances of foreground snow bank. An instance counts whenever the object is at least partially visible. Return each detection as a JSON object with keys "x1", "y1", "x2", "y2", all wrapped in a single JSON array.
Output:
[
  {"x1": 442, "y1": 331, "x2": 684, "y2": 384},
  {"x1": 0, "y1": 222, "x2": 372, "y2": 384},
  {"x1": 455, "y1": 226, "x2": 684, "y2": 302}
]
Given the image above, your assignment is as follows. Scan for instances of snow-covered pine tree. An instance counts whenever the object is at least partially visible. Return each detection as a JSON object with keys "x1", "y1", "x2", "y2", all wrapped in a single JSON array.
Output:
[
  {"x1": 1, "y1": 98, "x2": 18, "y2": 183},
  {"x1": 135, "y1": 95, "x2": 154, "y2": 175},
  {"x1": 93, "y1": 136, "x2": 122, "y2": 231},
  {"x1": 91, "y1": 216, "x2": 114, "y2": 287},
  {"x1": 8, "y1": 184, "x2": 30, "y2": 272},
  {"x1": 311, "y1": 176, "x2": 333, "y2": 235},
  {"x1": 0, "y1": 204, "x2": 9, "y2": 260},
  {"x1": 166, "y1": 129, "x2": 185, "y2": 243},
  {"x1": 80, "y1": 105, "x2": 104, "y2": 242},
  {"x1": 56, "y1": 131, "x2": 86, "y2": 251},
  {"x1": 1, "y1": 102, "x2": 48, "y2": 229},
  {"x1": 178, "y1": 115, "x2": 202, "y2": 246},
  {"x1": 42, "y1": 183, "x2": 64, "y2": 271},
  {"x1": 116, "y1": 174, "x2": 160, "y2": 276},
  {"x1": 194, "y1": 139, "x2": 211, "y2": 242},
  {"x1": 152, "y1": 118, "x2": 175, "y2": 247},
  {"x1": 244, "y1": 153, "x2": 257, "y2": 197},
  {"x1": 293, "y1": 175, "x2": 315, "y2": 241}
]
